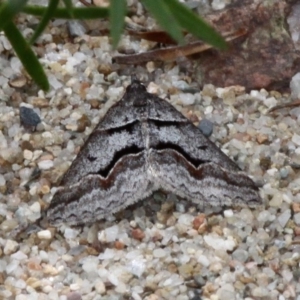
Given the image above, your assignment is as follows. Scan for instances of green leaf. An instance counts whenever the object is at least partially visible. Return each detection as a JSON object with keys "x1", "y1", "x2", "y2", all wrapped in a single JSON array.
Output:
[
  {"x1": 23, "y1": 6, "x2": 109, "y2": 19},
  {"x1": 3, "y1": 21, "x2": 49, "y2": 91},
  {"x1": 141, "y1": 0, "x2": 184, "y2": 44},
  {"x1": 0, "y1": 0, "x2": 29, "y2": 31},
  {"x1": 62, "y1": 0, "x2": 74, "y2": 18},
  {"x1": 30, "y1": 0, "x2": 60, "y2": 45},
  {"x1": 162, "y1": 0, "x2": 227, "y2": 49},
  {"x1": 110, "y1": 0, "x2": 127, "y2": 48}
]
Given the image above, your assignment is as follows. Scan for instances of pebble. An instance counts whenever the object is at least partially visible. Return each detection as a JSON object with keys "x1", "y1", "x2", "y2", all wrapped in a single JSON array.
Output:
[
  {"x1": 294, "y1": 212, "x2": 300, "y2": 225},
  {"x1": 223, "y1": 209, "x2": 233, "y2": 218},
  {"x1": 94, "y1": 279, "x2": 106, "y2": 294},
  {"x1": 277, "y1": 209, "x2": 291, "y2": 228},
  {"x1": 216, "y1": 284, "x2": 235, "y2": 300},
  {"x1": 4, "y1": 240, "x2": 19, "y2": 255},
  {"x1": 153, "y1": 248, "x2": 166, "y2": 258},
  {"x1": 290, "y1": 72, "x2": 300, "y2": 99},
  {"x1": 198, "y1": 118, "x2": 213, "y2": 137},
  {"x1": 19, "y1": 106, "x2": 41, "y2": 128},
  {"x1": 204, "y1": 234, "x2": 236, "y2": 251},
  {"x1": 251, "y1": 287, "x2": 269, "y2": 297},
  {"x1": 179, "y1": 93, "x2": 195, "y2": 106},
  {"x1": 292, "y1": 133, "x2": 300, "y2": 146},
  {"x1": 37, "y1": 230, "x2": 52, "y2": 239},
  {"x1": 23, "y1": 149, "x2": 33, "y2": 160},
  {"x1": 38, "y1": 160, "x2": 54, "y2": 170},
  {"x1": 232, "y1": 248, "x2": 249, "y2": 262}
]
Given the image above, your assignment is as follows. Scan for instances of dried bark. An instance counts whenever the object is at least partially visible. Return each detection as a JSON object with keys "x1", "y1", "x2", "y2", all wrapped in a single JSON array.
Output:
[{"x1": 194, "y1": 0, "x2": 300, "y2": 91}]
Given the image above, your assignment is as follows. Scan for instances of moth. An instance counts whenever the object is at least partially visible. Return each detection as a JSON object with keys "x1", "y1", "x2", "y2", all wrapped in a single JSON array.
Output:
[{"x1": 41, "y1": 77, "x2": 261, "y2": 227}]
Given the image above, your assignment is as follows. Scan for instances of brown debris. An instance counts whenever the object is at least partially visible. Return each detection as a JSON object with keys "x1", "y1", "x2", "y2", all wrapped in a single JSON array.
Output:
[
  {"x1": 198, "y1": 0, "x2": 300, "y2": 91},
  {"x1": 113, "y1": 30, "x2": 246, "y2": 64},
  {"x1": 127, "y1": 29, "x2": 178, "y2": 44},
  {"x1": 269, "y1": 99, "x2": 300, "y2": 112},
  {"x1": 114, "y1": 0, "x2": 299, "y2": 91}
]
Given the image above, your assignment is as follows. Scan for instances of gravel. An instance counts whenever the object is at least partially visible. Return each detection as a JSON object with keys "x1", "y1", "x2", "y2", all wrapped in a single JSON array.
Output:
[{"x1": 0, "y1": 0, "x2": 300, "y2": 299}]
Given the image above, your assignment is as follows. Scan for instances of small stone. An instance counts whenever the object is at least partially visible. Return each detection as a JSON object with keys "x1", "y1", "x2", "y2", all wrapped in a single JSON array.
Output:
[
  {"x1": 38, "y1": 160, "x2": 54, "y2": 170},
  {"x1": 212, "y1": 0, "x2": 226, "y2": 10},
  {"x1": 153, "y1": 248, "x2": 166, "y2": 258},
  {"x1": 198, "y1": 119, "x2": 213, "y2": 137},
  {"x1": 94, "y1": 279, "x2": 106, "y2": 294},
  {"x1": 37, "y1": 230, "x2": 52, "y2": 239},
  {"x1": 27, "y1": 260, "x2": 42, "y2": 271},
  {"x1": 31, "y1": 97, "x2": 49, "y2": 108},
  {"x1": 88, "y1": 99, "x2": 101, "y2": 109},
  {"x1": 4, "y1": 240, "x2": 19, "y2": 255},
  {"x1": 216, "y1": 284, "x2": 235, "y2": 300},
  {"x1": 179, "y1": 93, "x2": 195, "y2": 106},
  {"x1": 292, "y1": 133, "x2": 300, "y2": 146},
  {"x1": 232, "y1": 248, "x2": 249, "y2": 262},
  {"x1": 224, "y1": 209, "x2": 233, "y2": 218},
  {"x1": 292, "y1": 202, "x2": 300, "y2": 213},
  {"x1": 67, "y1": 20, "x2": 87, "y2": 38},
  {"x1": 76, "y1": 114, "x2": 91, "y2": 132},
  {"x1": 104, "y1": 225, "x2": 119, "y2": 242},
  {"x1": 256, "y1": 133, "x2": 268, "y2": 144},
  {"x1": 269, "y1": 194, "x2": 283, "y2": 207},
  {"x1": 19, "y1": 106, "x2": 41, "y2": 128},
  {"x1": 9, "y1": 74, "x2": 27, "y2": 88},
  {"x1": 114, "y1": 241, "x2": 125, "y2": 250},
  {"x1": 192, "y1": 214, "x2": 206, "y2": 230},
  {"x1": 11, "y1": 250, "x2": 28, "y2": 260},
  {"x1": 131, "y1": 228, "x2": 145, "y2": 240},
  {"x1": 178, "y1": 263, "x2": 194, "y2": 278},
  {"x1": 277, "y1": 209, "x2": 291, "y2": 228},
  {"x1": 294, "y1": 226, "x2": 300, "y2": 236},
  {"x1": 294, "y1": 212, "x2": 300, "y2": 225},
  {"x1": 0, "y1": 174, "x2": 6, "y2": 186},
  {"x1": 23, "y1": 149, "x2": 33, "y2": 160},
  {"x1": 21, "y1": 140, "x2": 34, "y2": 151},
  {"x1": 67, "y1": 292, "x2": 82, "y2": 300},
  {"x1": 204, "y1": 234, "x2": 236, "y2": 251},
  {"x1": 252, "y1": 287, "x2": 269, "y2": 297},
  {"x1": 279, "y1": 167, "x2": 289, "y2": 179}
]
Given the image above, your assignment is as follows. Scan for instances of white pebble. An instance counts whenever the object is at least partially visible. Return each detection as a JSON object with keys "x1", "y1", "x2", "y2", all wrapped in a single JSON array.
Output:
[
  {"x1": 278, "y1": 209, "x2": 291, "y2": 228},
  {"x1": 217, "y1": 284, "x2": 235, "y2": 300},
  {"x1": 37, "y1": 230, "x2": 52, "y2": 239},
  {"x1": 104, "y1": 225, "x2": 119, "y2": 242},
  {"x1": 6, "y1": 260, "x2": 20, "y2": 274},
  {"x1": 82, "y1": 257, "x2": 98, "y2": 273},
  {"x1": 224, "y1": 209, "x2": 233, "y2": 218},
  {"x1": 98, "y1": 248, "x2": 115, "y2": 260},
  {"x1": 197, "y1": 254, "x2": 210, "y2": 267},
  {"x1": 0, "y1": 174, "x2": 6, "y2": 186},
  {"x1": 30, "y1": 201, "x2": 41, "y2": 213},
  {"x1": 290, "y1": 72, "x2": 300, "y2": 99},
  {"x1": 94, "y1": 279, "x2": 106, "y2": 294},
  {"x1": 11, "y1": 251, "x2": 28, "y2": 260},
  {"x1": 23, "y1": 149, "x2": 33, "y2": 160},
  {"x1": 177, "y1": 214, "x2": 193, "y2": 225},
  {"x1": 38, "y1": 160, "x2": 54, "y2": 170},
  {"x1": 153, "y1": 248, "x2": 166, "y2": 258},
  {"x1": 4, "y1": 240, "x2": 19, "y2": 255},
  {"x1": 126, "y1": 257, "x2": 146, "y2": 277},
  {"x1": 108, "y1": 273, "x2": 119, "y2": 286},
  {"x1": 292, "y1": 133, "x2": 300, "y2": 146},
  {"x1": 178, "y1": 93, "x2": 195, "y2": 106},
  {"x1": 204, "y1": 234, "x2": 236, "y2": 251},
  {"x1": 64, "y1": 228, "x2": 78, "y2": 239}
]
